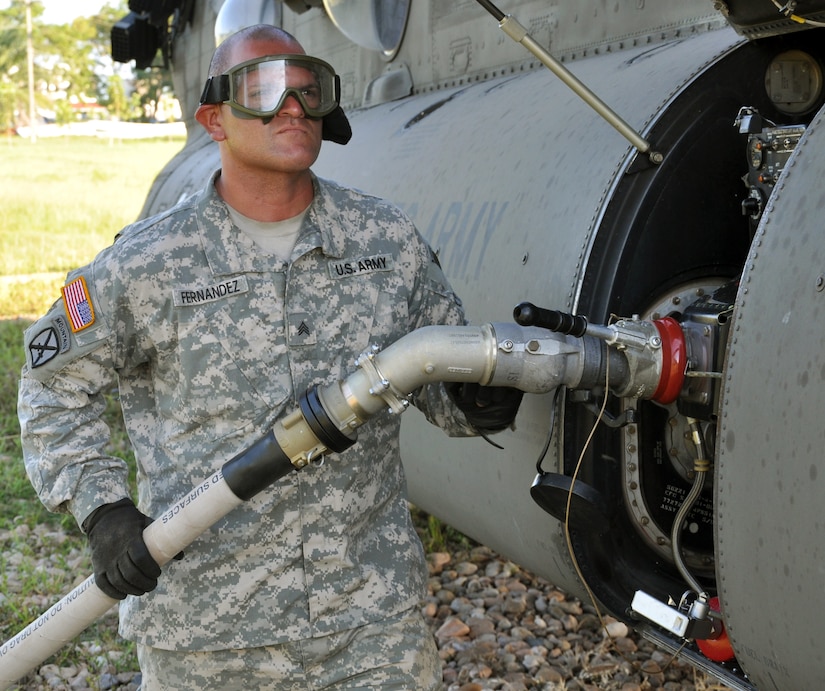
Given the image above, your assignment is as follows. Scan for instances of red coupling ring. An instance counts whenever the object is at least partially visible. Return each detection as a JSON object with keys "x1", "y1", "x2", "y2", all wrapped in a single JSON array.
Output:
[
  {"x1": 696, "y1": 596, "x2": 736, "y2": 662},
  {"x1": 651, "y1": 316, "x2": 686, "y2": 405}
]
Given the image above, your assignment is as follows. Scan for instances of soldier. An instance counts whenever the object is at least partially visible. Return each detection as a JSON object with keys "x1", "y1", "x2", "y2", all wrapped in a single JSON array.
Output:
[{"x1": 18, "y1": 24, "x2": 521, "y2": 690}]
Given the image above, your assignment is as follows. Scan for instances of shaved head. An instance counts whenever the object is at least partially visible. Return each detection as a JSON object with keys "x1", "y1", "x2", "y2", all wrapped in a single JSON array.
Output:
[{"x1": 208, "y1": 24, "x2": 303, "y2": 77}]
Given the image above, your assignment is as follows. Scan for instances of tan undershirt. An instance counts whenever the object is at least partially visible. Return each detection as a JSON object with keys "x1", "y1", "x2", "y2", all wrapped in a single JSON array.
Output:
[{"x1": 227, "y1": 205, "x2": 308, "y2": 261}]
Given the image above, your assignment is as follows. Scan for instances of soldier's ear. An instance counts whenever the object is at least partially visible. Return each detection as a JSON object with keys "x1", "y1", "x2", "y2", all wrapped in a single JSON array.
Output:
[{"x1": 195, "y1": 104, "x2": 226, "y2": 142}]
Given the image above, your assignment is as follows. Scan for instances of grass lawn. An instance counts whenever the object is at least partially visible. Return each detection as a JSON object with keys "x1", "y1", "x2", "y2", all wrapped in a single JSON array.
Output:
[
  {"x1": 0, "y1": 134, "x2": 183, "y2": 687},
  {"x1": 0, "y1": 135, "x2": 185, "y2": 318}
]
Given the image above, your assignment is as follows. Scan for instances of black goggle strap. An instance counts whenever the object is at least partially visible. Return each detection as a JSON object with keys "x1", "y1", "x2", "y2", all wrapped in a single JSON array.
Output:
[{"x1": 199, "y1": 75, "x2": 230, "y2": 105}]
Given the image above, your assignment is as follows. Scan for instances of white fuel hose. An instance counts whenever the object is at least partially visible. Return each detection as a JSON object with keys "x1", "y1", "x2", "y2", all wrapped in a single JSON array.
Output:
[{"x1": 1, "y1": 320, "x2": 657, "y2": 686}]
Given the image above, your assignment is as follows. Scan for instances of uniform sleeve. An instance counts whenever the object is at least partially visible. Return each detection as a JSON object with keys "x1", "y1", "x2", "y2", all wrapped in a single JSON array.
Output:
[
  {"x1": 18, "y1": 268, "x2": 131, "y2": 529},
  {"x1": 404, "y1": 226, "x2": 477, "y2": 437}
]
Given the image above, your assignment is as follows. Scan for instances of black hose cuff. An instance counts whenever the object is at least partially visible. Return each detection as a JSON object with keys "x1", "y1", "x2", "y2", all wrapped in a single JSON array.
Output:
[{"x1": 222, "y1": 431, "x2": 296, "y2": 501}]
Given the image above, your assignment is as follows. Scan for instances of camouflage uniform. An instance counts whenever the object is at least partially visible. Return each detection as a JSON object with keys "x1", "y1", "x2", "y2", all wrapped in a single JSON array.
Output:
[
  {"x1": 136, "y1": 607, "x2": 441, "y2": 690},
  {"x1": 18, "y1": 172, "x2": 473, "y2": 679}
]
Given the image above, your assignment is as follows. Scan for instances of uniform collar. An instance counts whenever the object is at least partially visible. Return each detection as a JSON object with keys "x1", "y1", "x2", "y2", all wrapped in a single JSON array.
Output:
[{"x1": 196, "y1": 170, "x2": 347, "y2": 276}]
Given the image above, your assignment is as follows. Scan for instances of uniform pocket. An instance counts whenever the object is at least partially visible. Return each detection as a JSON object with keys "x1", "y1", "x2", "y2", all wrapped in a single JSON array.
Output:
[{"x1": 171, "y1": 300, "x2": 291, "y2": 429}]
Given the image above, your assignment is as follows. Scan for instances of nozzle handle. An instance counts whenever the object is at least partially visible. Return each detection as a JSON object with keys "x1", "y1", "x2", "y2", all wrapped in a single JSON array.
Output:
[{"x1": 513, "y1": 302, "x2": 588, "y2": 337}]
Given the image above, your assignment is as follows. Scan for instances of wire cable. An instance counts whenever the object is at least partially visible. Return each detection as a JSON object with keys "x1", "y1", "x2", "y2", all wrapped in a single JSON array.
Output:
[
  {"x1": 535, "y1": 386, "x2": 563, "y2": 474},
  {"x1": 769, "y1": 0, "x2": 825, "y2": 27},
  {"x1": 563, "y1": 348, "x2": 611, "y2": 634}
]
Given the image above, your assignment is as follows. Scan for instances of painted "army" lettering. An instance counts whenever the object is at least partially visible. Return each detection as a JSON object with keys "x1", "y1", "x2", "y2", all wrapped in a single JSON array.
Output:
[
  {"x1": 173, "y1": 276, "x2": 249, "y2": 306},
  {"x1": 328, "y1": 254, "x2": 393, "y2": 279}
]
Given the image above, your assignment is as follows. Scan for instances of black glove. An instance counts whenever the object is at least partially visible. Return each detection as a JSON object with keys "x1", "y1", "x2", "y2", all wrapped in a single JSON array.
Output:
[
  {"x1": 447, "y1": 382, "x2": 523, "y2": 432},
  {"x1": 83, "y1": 498, "x2": 161, "y2": 600}
]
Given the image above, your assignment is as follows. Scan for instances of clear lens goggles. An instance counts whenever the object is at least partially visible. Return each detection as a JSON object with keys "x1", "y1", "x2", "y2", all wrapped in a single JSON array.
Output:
[{"x1": 199, "y1": 54, "x2": 341, "y2": 120}]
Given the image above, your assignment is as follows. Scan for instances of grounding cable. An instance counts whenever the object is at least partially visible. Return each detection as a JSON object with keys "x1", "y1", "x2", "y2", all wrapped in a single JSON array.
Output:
[{"x1": 558, "y1": 321, "x2": 686, "y2": 678}]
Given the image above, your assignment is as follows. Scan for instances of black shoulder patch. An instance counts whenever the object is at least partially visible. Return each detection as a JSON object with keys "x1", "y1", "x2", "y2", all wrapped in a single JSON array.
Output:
[{"x1": 27, "y1": 316, "x2": 71, "y2": 368}]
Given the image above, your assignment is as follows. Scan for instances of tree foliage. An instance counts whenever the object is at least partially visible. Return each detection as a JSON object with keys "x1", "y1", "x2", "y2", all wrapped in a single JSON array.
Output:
[{"x1": 0, "y1": 0, "x2": 176, "y2": 129}]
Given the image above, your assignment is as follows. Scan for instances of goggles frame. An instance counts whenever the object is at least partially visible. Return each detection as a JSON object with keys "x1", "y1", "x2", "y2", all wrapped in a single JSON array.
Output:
[{"x1": 199, "y1": 54, "x2": 341, "y2": 120}]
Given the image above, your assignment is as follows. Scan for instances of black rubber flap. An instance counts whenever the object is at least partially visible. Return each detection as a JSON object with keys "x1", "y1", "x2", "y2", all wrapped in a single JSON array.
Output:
[{"x1": 530, "y1": 472, "x2": 610, "y2": 534}]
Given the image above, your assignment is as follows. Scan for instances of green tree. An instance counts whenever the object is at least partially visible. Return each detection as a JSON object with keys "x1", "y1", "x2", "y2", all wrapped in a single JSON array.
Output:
[
  {"x1": 0, "y1": 1, "x2": 180, "y2": 128},
  {"x1": 131, "y1": 63, "x2": 175, "y2": 121},
  {"x1": 0, "y1": 80, "x2": 16, "y2": 131},
  {"x1": 0, "y1": 0, "x2": 101, "y2": 127},
  {"x1": 80, "y1": 2, "x2": 132, "y2": 106},
  {"x1": 35, "y1": 3, "x2": 132, "y2": 117},
  {"x1": 0, "y1": 0, "x2": 46, "y2": 128},
  {"x1": 53, "y1": 95, "x2": 72, "y2": 125},
  {"x1": 103, "y1": 71, "x2": 129, "y2": 120}
]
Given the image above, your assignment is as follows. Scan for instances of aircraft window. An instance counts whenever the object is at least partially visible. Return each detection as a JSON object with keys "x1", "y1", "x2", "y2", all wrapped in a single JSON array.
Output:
[{"x1": 323, "y1": 0, "x2": 411, "y2": 59}]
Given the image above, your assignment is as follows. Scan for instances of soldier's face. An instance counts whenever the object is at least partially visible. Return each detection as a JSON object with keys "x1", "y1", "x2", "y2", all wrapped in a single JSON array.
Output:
[{"x1": 211, "y1": 38, "x2": 324, "y2": 175}]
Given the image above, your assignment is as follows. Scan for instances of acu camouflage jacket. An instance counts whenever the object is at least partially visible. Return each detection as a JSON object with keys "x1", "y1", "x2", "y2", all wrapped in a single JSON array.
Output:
[{"x1": 18, "y1": 171, "x2": 475, "y2": 650}]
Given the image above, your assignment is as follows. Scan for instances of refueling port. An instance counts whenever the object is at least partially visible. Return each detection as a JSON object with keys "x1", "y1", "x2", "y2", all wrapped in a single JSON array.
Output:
[{"x1": 620, "y1": 279, "x2": 730, "y2": 575}]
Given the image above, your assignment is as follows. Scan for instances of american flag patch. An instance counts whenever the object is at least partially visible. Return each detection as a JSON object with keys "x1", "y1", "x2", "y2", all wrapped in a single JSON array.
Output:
[{"x1": 61, "y1": 276, "x2": 95, "y2": 332}]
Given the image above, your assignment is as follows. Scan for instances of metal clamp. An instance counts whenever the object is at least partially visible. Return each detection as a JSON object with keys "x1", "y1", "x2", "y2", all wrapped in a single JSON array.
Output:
[{"x1": 354, "y1": 345, "x2": 411, "y2": 415}]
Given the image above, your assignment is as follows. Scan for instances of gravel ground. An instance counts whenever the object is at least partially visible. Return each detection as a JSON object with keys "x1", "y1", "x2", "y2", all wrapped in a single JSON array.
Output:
[
  {"x1": 2, "y1": 522, "x2": 726, "y2": 691},
  {"x1": 424, "y1": 545, "x2": 723, "y2": 691}
]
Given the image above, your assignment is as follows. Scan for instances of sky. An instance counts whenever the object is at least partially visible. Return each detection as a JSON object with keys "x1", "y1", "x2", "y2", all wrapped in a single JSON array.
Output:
[
  {"x1": 0, "y1": 0, "x2": 115, "y2": 24},
  {"x1": 40, "y1": 0, "x2": 115, "y2": 24}
]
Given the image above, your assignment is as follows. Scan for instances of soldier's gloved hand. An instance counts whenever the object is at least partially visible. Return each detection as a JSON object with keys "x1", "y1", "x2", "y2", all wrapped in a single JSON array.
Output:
[
  {"x1": 83, "y1": 498, "x2": 161, "y2": 600},
  {"x1": 447, "y1": 382, "x2": 523, "y2": 432}
]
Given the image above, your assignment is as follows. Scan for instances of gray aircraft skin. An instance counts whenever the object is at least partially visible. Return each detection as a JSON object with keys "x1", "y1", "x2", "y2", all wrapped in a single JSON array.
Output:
[{"x1": 115, "y1": 1, "x2": 825, "y2": 688}]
